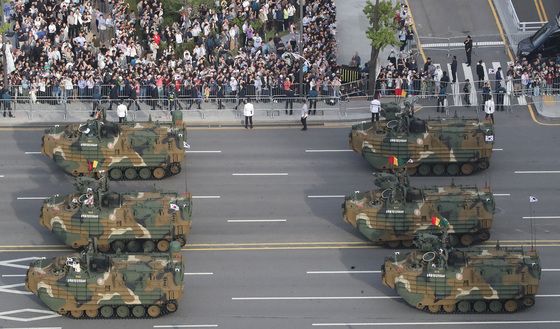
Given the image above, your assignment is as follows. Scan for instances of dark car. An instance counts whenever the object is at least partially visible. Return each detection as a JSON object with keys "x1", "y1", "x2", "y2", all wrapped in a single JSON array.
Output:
[{"x1": 517, "y1": 11, "x2": 560, "y2": 60}]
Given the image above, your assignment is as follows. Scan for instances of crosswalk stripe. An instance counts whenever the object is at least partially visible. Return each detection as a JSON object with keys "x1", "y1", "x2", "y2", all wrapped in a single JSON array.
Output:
[
  {"x1": 518, "y1": 96, "x2": 527, "y2": 105},
  {"x1": 462, "y1": 63, "x2": 477, "y2": 106},
  {"x1": 481, "y1": 62, "x2": 489, "y2": 82},
  {"x1": 492, "y1": 62, "x2": 501, "y2": 72},
  {"x1": 447, "y1": 63, "x2": 462, "y2": 106}
]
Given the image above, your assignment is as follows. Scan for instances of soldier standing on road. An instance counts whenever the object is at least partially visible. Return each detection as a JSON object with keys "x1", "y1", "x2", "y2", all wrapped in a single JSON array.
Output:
[
  {"x1": 451, "y1": 56, "x2": 458, "y2": 83},
  {"x1": 463, "y1": 79, "x2": 471, "y2": 107},
  {"x1": 476, "y1": 60, "x2": 485, "y2": 89},
  {"x1": 301, "y1": 100, "x2": 308, "y2": 131},
  {"x1": 496, "y1": 85, "x2": 506, "y2": 112},
  {"x1": 1, "y1": 86, "x2": 13, "y2": 118},
  {"x1": 464, "y1": 35, "x2": 473, "y2": 66},
  {"x1": 370, "y1": 95, "x2": 381, "y2": 123},
  {"x1": 243, "y1": 99, "x2": 254, "y2": 129},
  {"x1": 217, "y1": 83, "x2": 225, "y2": 109},
  {"x1": 484, "y1": 95, "x2": 495, "y2": 124},
  {"x1": 117, "y1": 102, "x2": 127, "y2": 123}
]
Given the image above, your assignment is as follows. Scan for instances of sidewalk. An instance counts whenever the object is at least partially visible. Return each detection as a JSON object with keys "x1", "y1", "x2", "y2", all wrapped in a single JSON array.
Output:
[{"x1": 0, "y1": 99, "x2": 373, "y2": 127}]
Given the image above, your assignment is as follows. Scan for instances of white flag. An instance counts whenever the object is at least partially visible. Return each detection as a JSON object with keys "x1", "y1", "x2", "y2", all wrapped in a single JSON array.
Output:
[
  {"x1": 529, "y1": 196, "x2": 538, "y2": 203},
  {"x1": 169, "y1": 203, "x2": 180, "y2": 211}
]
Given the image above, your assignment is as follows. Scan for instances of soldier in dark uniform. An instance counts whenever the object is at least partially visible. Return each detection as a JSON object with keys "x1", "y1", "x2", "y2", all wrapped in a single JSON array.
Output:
[
  {"x1": 495, "y1": 85, "x2": 506, "y2": 112},
  {"x1": 217, "y1": 83, "x2": 225, "y2": 109},
  {"x1": 1, "y1": 86, "x2": 13, "y2": 118}
]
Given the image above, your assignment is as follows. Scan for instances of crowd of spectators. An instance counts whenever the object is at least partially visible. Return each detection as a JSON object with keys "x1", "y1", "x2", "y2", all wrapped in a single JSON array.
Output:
[
  {"x1": 1, "y1": 0, "x2": 339, "y2": 108},
  {"x1": 506, "y1": 54, "x2": 560, "y2": 97}
]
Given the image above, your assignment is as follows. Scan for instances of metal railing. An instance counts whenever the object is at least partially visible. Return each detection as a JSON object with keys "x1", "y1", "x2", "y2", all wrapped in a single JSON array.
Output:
[{"x1": 505, "y1": 0, "x2": 546, "y2": 32}]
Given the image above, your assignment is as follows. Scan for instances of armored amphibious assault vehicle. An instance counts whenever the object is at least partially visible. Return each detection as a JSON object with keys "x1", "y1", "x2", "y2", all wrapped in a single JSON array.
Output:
[
  {"x1": 381, "y1": 232, "x2": 541, "y2": 313},
  {"x1": 349, "y1": 99, "x2": 494, "y2": 176},
  {"x1": 26, "y1": 242, "x2": 184, "y2": 318},
  {"x1": 42, "y1": 111, "x2": 187, "y2": 180},
  {"x1": 343, "y1": 169, "x2": 494, "y2": 247},
  {"x1": 40, "y1": 174, "x2": 192, "y2": 252}
]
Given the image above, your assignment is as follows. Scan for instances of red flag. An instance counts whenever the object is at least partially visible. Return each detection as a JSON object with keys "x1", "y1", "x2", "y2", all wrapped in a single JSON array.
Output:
[{"x1": 87, "y1": 161, "x2": 93, "y2": 172}]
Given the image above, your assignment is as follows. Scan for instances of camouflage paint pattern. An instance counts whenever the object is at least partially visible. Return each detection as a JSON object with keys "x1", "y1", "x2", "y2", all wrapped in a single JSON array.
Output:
[
  {"x1": 42, "y1": 111, "x2": 187, "y2": 180},
  {"x1": 381, "y1": 242, "x2": 541, "y2": 313},
  {"x1": 343, "y1": 171, "x2": 494, "y2": 247},
  {"x1": 349, "y1": 112, "x2": 494, "y2": 175},
  {"x1": 40, "y1": 185, "x2": 192, "y2": 252},
  {"x1": 26, "y1": 242, "x2": 184, "y2": 318}
]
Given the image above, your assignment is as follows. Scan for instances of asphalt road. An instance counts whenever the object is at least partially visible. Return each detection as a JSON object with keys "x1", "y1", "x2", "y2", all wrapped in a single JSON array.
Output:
[
  {"x1": 0, "y1": 104, "x2": 559, "y2": 328},
  {"x1": 512, "y1": 0, "x2": 560, "y2": 23}
]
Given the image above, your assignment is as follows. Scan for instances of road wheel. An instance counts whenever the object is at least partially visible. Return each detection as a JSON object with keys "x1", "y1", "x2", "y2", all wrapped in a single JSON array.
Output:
[
  {"x1": 442, "y1": 303, "x2": 456, "y2": 313},
  {"x1": 116, "y1": 305, "x2": 130, "y2": 318},
  {"x1": 165, "y1": 301, "x2": 178, "y2": 313},
  {"x1": 446, "y1": 163, "x2": 460, "y2": 176},
  {"x1": 460, "y1": 234, "x2": 474, "y2": 247},
  {"x1": 143, "y1": 240, "x2": 156, "y2": 252},
  {"x1": 460, "y1": 163, "x2": 474, "y2": 175},
  {"x1": 85, "y1": 308, "x2": 99, "y2": 318},
  {"x1": 111, "y1": 240, "x2": 125, "y2": 252},
  {"x1": 432, "y1": 163, "x2": 446, "y2": 176},
  {"x1": 70, "y1": 310, "x2": 83, "y2": 319},
  {"x1": 124, "y1": 168, "x2": 138, "y2": 180},
  {"x1": 153, "y1": 167, "x2": 166, "y2": 180},
  {"x1": 126, "y1": 240, "x2": 141, "y2": 252},
  {"x1": 473, "y1": 300, "x2": 487, "y2": 313},
  {"x1": 386, "y1": 240, "x2": 401, "y2": 249},
  {"x1": 132, "y1": 305, "x2": 145, "y2": 318},
  {"x1": 522, "y1": 296, "x2": 535, "y2": 308},
  {"x1": 457, "y1": 300, "x2": 471, "y2": 313},
  {"x1": 478, "y1": 158, "x2": 490, "y2": 170},
  {"x1": 109, "y1": 168, "x2": 123, "y2": 180},
  {"x1": 147, "y1": 305, "x2": 161, "y2": 318},
  {"x1": 448, "y1": 234, "x2": 459, "y2": 247},
  {"x1": 100, "y1": 305, "x2": 113, "y2": 318},
  {"x1": 157, "y1": 239, "x2": 170, "y2": 252},
  {"x1": 489, "y1": 300, "x2": 502, "y2": 313},
  {"x1": 504, "y1": 299, "x2": 518, "y2": 313},
  {"x1": 478, "y1": 230, "x2": 490, "y2": 241},
  {"x1": 427, "y1": 305, "x2": 441, "y2": 313},
  {"x1": 169, "y1": 163, "x2": 181, "y2": 175},
  {"x1": 97, "y1": 244, "x2": 110, "y2": 252},
  {"x1": 139, "y1": 167, "x2": 152, "y2": 180},
  {"x1": 418, "y1": 163, "x2": 431, "y2": 176}
]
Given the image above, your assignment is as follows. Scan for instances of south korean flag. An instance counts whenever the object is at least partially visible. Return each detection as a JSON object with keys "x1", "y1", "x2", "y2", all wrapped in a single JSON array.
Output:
[{"x1": 169, "y1": 203, "x2": 180, "y2": 211}]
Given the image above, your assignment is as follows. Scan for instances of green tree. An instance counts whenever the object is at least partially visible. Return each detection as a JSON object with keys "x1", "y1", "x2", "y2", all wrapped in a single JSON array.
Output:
[{"x1": 363, "y1": 0, "x2": 399, "y2": 95}]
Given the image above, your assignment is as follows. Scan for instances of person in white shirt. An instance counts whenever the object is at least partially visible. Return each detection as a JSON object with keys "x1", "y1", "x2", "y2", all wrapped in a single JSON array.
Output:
[
  {"x1": 243, "y1": 99, "x2": 254, "y2": 129},
  {"x1": 484, "y1": 95, "x2": 495, "y2": 124},
  {"x1": 117, "y1": 102, "x2": 128, "y2": 123},
  {"x1": 301, "y1": 100, "x2": 308, "y2": 131},
  {"x1": 370, "y1": 95, "x2": 382, "y2": 122}
]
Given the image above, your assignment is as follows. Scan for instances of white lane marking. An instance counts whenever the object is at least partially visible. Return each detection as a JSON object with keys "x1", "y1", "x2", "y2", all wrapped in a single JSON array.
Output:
[
  {"x1": 422, "y1": 41, "x2": 504, "y2": 48},
  {"x1": 154, "y1": 325, "x2": 219, "y2": 328},
  {"x1": 523, "y1": 216, "x2": 560, "y2": 219},
  {"x1": 20, "y1": 195, "x2": 222, "y2": 200},
  {"x1": 515, "y1": 171, "x2": 560, "y2": 174},
  {"x1": 447, "y1": 63, "x2": 462, "y2": 107},
  {"x1": 232, "y1": 173, "x2": 288, "y2": 176},
  {"x1": 307, "y1": 271, "x2": 381, "y2": 274},
  {"x1": 185, "y1": 150, "x2": 222, "y2": 154},
  {"x1": 184, "y1": 272, "x2": 214, "y2": 276},
  {"x1": 492, "y1": 61, "x2": 502, "y2": 73},
  {"x1": 3, "y1": 327, "x2": 61, "y2": 329},
  {"x1": 305, "y1": 149, "x2": 353, "y2": 153},
  {"x1": 0, "y1": 308, "x2": 61, "y2": 322},
  {"x1": 517, "y1": 95, "x2": 527, "y2": 105},
  {"x1": 192, "y1": 196, "x2": 221, "y2": 199},
  {"x1": 0, "y1": 257, "x2": 44, "y2": 270},
  {"x1": 1, "y1": 274, "x2": 26, "y2": 277},
  {"x1": 312, "y1": 320, "x2": 560, "y2": 327},
  {"x1": 24, "y1": 151, "x2": 42, "y2": 155},
  {"x1": 16, "y1": 197, "x2": 47, "y2": 200},
  {"x1": 232, "y1": 296, "x2": 399, "y2": 300},
  {"x1": 492, "y1": 148, "x2": 503, "y2": 151},
  {"x1": 227, "y1": 219, "x2": 287, "y2": 223},
  {"x1": 308, "y1": 195, "x2": 345, "y2": 198},
  {"x1": 462, "y1": 63, "x2": 477, "y2": 106},
  {"x1": 493, "y1": 193, "x2": 510, "y2": 196},
  {"x1": 0, "y1": 283, "x2": 33, "y2": 295},
  {"x1": 233, "y1": 295, "x2": 557, "y2": 301},
  {"x1": 0, "y1": 175, "x2": 4, "y2": 178}
]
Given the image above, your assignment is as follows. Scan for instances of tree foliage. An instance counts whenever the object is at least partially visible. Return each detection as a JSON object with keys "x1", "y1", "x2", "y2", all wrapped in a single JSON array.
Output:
[{"x1": 363, "y1": 0, "x2": 400, "y2": 94}]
